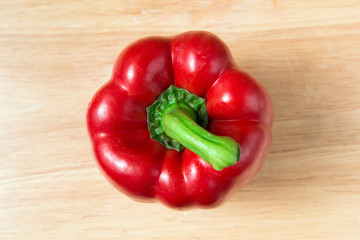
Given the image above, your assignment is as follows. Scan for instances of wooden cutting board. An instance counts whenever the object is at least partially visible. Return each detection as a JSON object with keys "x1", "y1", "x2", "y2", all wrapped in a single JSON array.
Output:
[{"x1": 1, "y1": 1, "x2": 359, "y2": 239}]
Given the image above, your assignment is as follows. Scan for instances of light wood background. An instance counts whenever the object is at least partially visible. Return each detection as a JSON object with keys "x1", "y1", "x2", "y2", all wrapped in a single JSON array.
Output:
[{"x1": 1, "y1": 0, "x2": 359, "y2": 239}]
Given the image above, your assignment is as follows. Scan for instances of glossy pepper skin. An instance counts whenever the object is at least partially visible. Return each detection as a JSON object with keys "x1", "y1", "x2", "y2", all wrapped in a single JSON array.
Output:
[{"x1": 87, "y1": 31, "x2": 273, "y2": 209}]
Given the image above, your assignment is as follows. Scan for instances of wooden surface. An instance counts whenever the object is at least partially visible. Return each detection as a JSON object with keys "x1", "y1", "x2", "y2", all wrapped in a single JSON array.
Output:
[{"x1": 1, "y1": 0, "x2": 360, "y2": 239}]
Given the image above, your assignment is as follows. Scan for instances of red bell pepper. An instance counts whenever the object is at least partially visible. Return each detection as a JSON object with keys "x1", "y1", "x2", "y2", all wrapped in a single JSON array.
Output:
[{"x1": 87, "y1": 31, "x2": 273, "y2": 209}]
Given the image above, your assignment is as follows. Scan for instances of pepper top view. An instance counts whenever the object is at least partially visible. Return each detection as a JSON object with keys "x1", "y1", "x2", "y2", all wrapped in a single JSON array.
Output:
[
  {"x1": 2, "y1": 1, "x2": 360, "y2": 238},
  {"x1": 87, "y1": 31, "x2": 273, "y2": 209}
]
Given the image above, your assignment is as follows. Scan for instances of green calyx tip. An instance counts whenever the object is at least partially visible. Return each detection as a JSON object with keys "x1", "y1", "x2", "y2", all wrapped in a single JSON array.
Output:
[{"x1": 146, "y1": 85, "x2": 208, "y2": 151}]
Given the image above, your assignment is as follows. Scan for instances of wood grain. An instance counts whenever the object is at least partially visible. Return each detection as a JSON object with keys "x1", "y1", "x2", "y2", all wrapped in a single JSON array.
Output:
[{"x1": 1, "y1": 0, "x2": 359, "y2": 239}]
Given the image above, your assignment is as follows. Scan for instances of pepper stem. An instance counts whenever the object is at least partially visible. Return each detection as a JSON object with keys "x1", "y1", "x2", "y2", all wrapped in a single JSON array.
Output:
[
  {"x1": 162, "y1": 104, "x2": 240, "y2": 171},
  {"x1": 147, "y1": 85, "x2": 240, "y2": 171}
]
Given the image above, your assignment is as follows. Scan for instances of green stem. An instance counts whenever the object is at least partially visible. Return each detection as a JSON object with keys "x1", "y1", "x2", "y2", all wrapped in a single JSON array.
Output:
[{"x1": 162, "y1": 105, "x2": 240, "y2": 171}]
